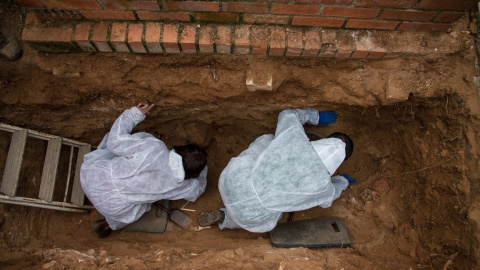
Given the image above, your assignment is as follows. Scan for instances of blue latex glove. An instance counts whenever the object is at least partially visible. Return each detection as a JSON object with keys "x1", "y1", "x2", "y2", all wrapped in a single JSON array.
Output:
[
  {"x1": 318, "y1": 111, "x2": 338, "y2": 126},
  {"x1": 342, "y1": 174, "x2": 357, "y2": 183}
]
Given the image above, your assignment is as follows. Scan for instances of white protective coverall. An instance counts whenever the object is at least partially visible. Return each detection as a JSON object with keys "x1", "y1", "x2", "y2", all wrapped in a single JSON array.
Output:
[
  {"x1": 80, "y1": 106, "x2": 207, "y2": 230},
  {"x1": 218, "y1": 108, "x2": 349, "y2": 233}
]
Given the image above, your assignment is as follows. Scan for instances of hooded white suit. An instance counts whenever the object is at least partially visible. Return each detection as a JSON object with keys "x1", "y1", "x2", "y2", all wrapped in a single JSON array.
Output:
[
  {"x1": 218, "y1": 108, "x2": 349, "y2": 233},
  {"x1": 80, "y1": 107, "x2": 207, "y2": 230}
]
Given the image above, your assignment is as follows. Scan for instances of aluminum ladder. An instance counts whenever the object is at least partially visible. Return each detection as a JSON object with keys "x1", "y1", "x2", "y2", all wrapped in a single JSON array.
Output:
[{"x1": 0, "y1": 123, "x2": 94, "y2": 213}]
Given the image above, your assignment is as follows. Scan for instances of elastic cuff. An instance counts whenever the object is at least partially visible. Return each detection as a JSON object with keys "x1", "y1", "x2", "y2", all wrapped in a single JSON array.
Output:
[{"x1": 129, "y1": 106, "x2": 146, "y2": 124}]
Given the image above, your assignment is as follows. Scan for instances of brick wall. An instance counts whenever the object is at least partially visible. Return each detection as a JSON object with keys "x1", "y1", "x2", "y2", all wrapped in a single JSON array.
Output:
[{"x1": 15, "y1": 0, "x2": 478, "y2": 32}]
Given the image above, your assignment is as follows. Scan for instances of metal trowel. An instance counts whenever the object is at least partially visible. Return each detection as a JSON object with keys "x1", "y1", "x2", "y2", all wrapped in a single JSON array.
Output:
[{"x1": 154, "y1": 202, "x2": 193, "y2": 229}]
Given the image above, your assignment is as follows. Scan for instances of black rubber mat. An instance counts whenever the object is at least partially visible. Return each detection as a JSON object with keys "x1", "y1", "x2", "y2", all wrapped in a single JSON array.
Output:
[
  {"x1": 121, "y1": 200, "x2": 169, "y2": 233},
  {"x1": 270, "y1": 216, "x2": 350, "y2": 248}
]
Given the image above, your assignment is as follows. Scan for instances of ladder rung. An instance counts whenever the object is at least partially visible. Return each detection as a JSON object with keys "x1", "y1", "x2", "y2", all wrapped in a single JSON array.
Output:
[
  {"x1": 0, "y1": 130, "x2": 27, "y2": 196},
  {"x1": 70, "y1": 144, "x2": 91, "y2": 205},
  {"x1": 38, "y1": 137, "x2": 62, "y2": 202}
]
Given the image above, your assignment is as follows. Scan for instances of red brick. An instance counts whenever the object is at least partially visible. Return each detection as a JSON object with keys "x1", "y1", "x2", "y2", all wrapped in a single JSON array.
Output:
[
  {"x1": 269, "y1": 26, "x2": 286, "y2": 56},
  {"x1": 297, "y1": 0, "x2": 353, "y2": 4},
  {"x1": 378, "y1": 10, "x2": 436, "y2": 21},
  {"x1": 162, "y1": 24, "x2": 180, "y2": 53},
  {"x1": 223, "y1": 2, "x2": 268, "y2": 13},
  {"x1": 91, "y1": 23, "x2": 112, "y2": 52},
  {"x1": 271, "y1": 4, "x2": 320, "y2": 15},
  {"x1": 195, "y1": 13, "x2": 239, "y2": 23},
  {"x1": 434, "y1": 12, "x2": 466, "y2": 23},
  {"x1": 286, "y1": 28, "x2": 303, "y2": 56},
  {"x1": 303, "y1": 30, "x2": 320, "y2": 57},
  {"x1": 318, "y1": 32, "x2": 337, "y2": 58},
  {"x1": 22, "y1": 25, "x2": 78, "y2": 52},
  {"x1": 351, "y1": 44, "x2": 369, "y2": 58},
  {"x1": 397, "y1": 22, "x2": 452, "y2": 31},
  {"x1": 164, "y1": 1, "x2": 219, "y2": 12},
  {"x1": 368, "y1": 48, "x2": 386, "y2": 59},
  {"x1": 110, "y1": 23, "x2": 129, "y2": 53},
  {"x1": 180, "y1": 24, "x2": 197, "y2": 53},
  {"x1": 74, "y1": 22, "x2": 96, "y2": 52},
  {"x1": 322, "y1": 6, "x2": 379, "y2": 18},
  {"x1": 15, "y1": 0, "x2": 44, "y2": 8},
  {"x1": 292, "y1": 16, "x2": 345, "y2": 27},
  {"x1": 243, "y1": 14, "x2": 289, "y2": 25},
  {"x1": 234, "y1": 26, "x2": 251, "y2": 54},
  {"x1": 346, "y1": 19, "x2": 399, "y2": 30},
  {"x1": 103, "y1": 0, "x2": 160, "y2": 11},
  {"x1": 145, "y1": 22, "x2": 163, "y2": 53},
  {"x1": 137, "y1": 11, "x2": 191, "y2": 21},
  {"x1": 198, "y1": 25, "x2": 215, "y2": 53},
  {"x1": 384, "y1": 52, "x2": 401, "y2": 59},
  {"x1": 25, "y1": 13, "x2": 40, "y2": 26},
  {"x1": 318, "y1": 49, "x2": 336, "y2": 57},
  {"x1": 31, "y1": 11, "x2": 81, "y2": 20},
  {"x1": 321, "y1": 29, "x2": 336, "y2": 43},
  {"x1": 216, "y1": 25, "x2": 232, "y2": 54},
  {"x1": 128, "y1": 24, "x2": 147, "y2": 53},
  {"x1": 42, "y1": 0, "x2": 101, "y2": 10},
  {"x1": 355, "y1": 0, "x2": 416, "y2": 8},
  {"x1": 242, "y1": 0, "x2": 289, "y2": 2},
  {"x1": 22, "y1": 25, "x2": 73, "y2": 42},
  {"x1": 417, "y1": 0, "x2": 477, "y2": 11},
  {"x1": 251, "y1": 26, "x2": 269, "y2": 54},
  {"x1": 333, "y1": 30, "x2": 354, "y2": 57},
  {"x1": 82, "y1": 11, "x2": 136, "y2": 20},
  {"x1": 336, "y1": 46, "x2": 353, "y2": 58}
]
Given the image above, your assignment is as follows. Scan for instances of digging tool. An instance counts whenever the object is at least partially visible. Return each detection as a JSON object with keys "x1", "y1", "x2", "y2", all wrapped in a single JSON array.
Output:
[{"x1": 154, "y1": 202, "x2": 193, "y2": 229}]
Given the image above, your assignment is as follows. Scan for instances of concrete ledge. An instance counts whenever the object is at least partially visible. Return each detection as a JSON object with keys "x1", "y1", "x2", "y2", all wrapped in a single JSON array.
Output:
[{"x1": 22, "y1": 13, "x2": 465, "y2": 58}]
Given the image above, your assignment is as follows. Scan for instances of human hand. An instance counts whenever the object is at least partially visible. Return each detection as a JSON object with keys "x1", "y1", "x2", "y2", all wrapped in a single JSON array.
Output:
[
  {"x1": 318, "y1": 111, "x2": 337, "y2": 126},
  {"x1": 137, "y1": 103, "x2": 155, "y2": 115},
  {"x1": 342, "y1": 174, "x2": 357, "y2": 183}
]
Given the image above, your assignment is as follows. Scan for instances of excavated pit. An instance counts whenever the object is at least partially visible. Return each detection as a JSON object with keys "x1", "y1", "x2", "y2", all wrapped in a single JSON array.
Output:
[{"x1": 1, "y1": 3, "x2": 480, "y2": 270}]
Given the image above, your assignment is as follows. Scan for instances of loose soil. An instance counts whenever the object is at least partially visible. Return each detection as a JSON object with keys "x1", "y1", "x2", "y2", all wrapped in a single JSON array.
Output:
[{"x1": 2, "y1": 2, "x2": 480, "y2": 270}]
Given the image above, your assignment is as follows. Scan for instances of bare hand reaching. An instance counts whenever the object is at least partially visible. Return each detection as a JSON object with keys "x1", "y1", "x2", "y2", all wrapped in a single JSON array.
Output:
[{"x1": 137, "y1": 103, "x2": 155, "y2": 115}]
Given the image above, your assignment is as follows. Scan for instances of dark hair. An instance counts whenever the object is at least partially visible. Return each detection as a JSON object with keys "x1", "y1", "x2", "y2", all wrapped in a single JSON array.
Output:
[
  {"x1": 327, "y1": 132, "x2": 354, "y2": 160},
  {"x1": 173, "y1": 144, "x2": 208, "y2": 179}
]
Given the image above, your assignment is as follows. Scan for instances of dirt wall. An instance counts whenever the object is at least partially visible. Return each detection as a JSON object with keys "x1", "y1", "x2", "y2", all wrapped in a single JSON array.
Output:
[{"x1": 2, "y1": 1, "x2": 480, "y2": 269}]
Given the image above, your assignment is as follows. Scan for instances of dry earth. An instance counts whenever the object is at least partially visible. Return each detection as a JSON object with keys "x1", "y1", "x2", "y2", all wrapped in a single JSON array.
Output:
[{"x1": 2, "y1": 1, "x2": 480, "y2": 269}]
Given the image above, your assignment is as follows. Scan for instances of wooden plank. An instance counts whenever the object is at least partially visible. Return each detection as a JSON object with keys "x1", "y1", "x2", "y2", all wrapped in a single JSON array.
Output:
[
  {"x1": 70, "y1": 144, "x2": 91, "y2": 205},
  {"x1": 38, "y1": 137, "x2": 62, "y2": 201},
  {"x1": 0, "y1": 130, "x2": 27, "y2": 196}
]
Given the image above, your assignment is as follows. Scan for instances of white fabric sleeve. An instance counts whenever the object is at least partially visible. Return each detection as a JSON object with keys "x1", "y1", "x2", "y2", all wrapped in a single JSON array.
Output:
[
  {"x1": 97, "y1": 133, "x2": 109, "y2": 149},
  {"x1": 318, "y1": 175, "x2": 349, "y2": 208},
  {"x1": 168, "y1": 166, "x2": 208, "y2": 202},
  {"x1": 106, "y1": 106, "x2": 148, "y2": 157},
  {"x1": 275, "y1": 108, "x2": 319, "y2": 137},
  {"x1": 238, "y1": 134, "x2": 274, "y2": 159}
]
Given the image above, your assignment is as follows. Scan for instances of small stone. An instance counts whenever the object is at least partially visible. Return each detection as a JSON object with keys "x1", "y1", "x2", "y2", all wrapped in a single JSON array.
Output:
[
  {"x1": 234, "y1": 248, "x2": 245, "y2": 256},
  {"x1": 385, "y1": 72, "x2": 413, "y2": 103},
  {"x1": 348, "y1": 197, "x2": 357, "y2": 206},
  {"x1": 86, "y1": 249, "x2": 96, "y2": 256},
  {"x1": 373, "y1": 178, "x2": 391, "y2": 195},
  {"x1": 52, "y1": 67, "x2": 81, "y2": 78},
  {"x1": 360, "y1": 188, "x2": 373, "y2": 201},
  {"x1": 245, "y1": 62, "x2": 284, "y2": 92}
]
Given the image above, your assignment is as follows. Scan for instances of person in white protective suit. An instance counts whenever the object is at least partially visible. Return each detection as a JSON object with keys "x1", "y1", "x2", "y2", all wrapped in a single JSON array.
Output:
[
  {"x1": 198, "y1": 108, "x2": 355, "y2": 233},
  {"x1": 81, "y1": 103, "x2": 208, "y2": 238}
]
